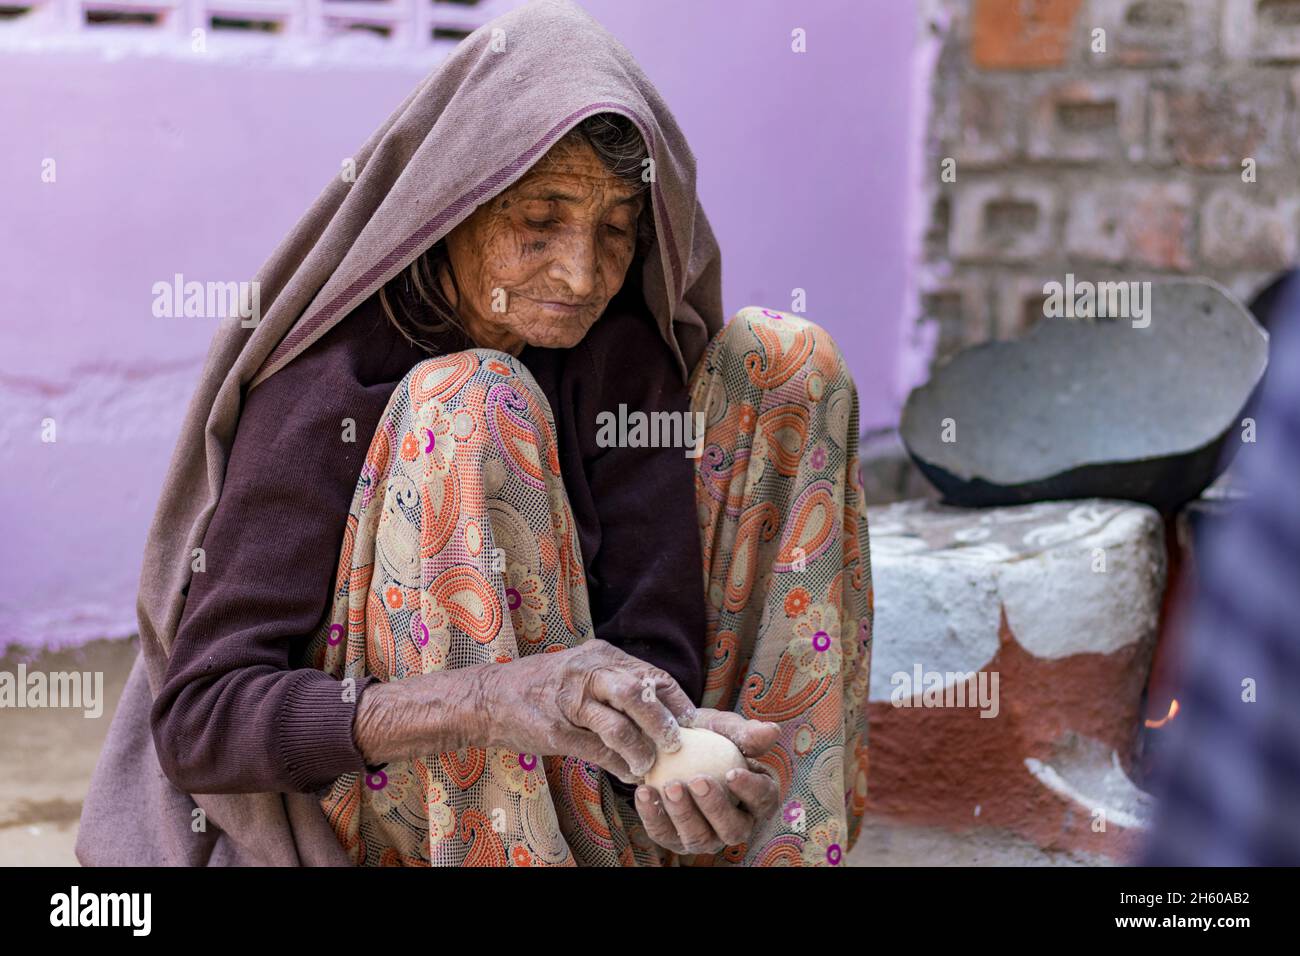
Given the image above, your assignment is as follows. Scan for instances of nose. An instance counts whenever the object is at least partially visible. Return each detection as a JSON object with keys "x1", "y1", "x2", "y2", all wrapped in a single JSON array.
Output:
[{"x1": 546, "y1": 232, "x2": 598, "y2": 301}]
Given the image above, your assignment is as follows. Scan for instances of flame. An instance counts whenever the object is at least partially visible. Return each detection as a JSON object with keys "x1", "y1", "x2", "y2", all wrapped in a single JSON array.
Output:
[{"x1": 1144, "y1": 698, "x2": 1180, "y2": 729}]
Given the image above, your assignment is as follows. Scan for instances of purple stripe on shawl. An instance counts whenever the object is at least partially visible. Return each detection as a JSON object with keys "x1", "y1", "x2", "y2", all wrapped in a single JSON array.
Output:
[
  {"x1": 651, "y1": 185, "x2": 682, "y2": 300},
  {"x1": 262, "y1": 101, "x2": 682, "y2": 378}
]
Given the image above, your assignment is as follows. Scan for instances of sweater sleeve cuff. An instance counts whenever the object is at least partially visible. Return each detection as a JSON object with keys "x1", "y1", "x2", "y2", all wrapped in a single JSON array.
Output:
[{"x1": 276, "y1": 670, "x2": 377, "y2": 792}]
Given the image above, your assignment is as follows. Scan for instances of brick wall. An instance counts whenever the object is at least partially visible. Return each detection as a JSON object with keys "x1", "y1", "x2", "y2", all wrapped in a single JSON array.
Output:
[{"x1": 919, "y1": 0, "x2": 1300, "y2": 366}]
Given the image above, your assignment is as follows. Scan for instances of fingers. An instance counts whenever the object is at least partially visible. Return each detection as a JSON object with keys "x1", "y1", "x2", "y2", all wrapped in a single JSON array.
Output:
[
  {"x1": 658, "y1": 780, "x2": 725, "y2": 854},
  {"x1": 634, "y1": 786, "x2": 684, "y2": 854},
  {"x1": 567, "y1": 726, "x2": 638, "y2": 783},
  {"x1": 574, "y1": 698, "x2": 658, "y2": 777},
  {"x1": 682, "y1": 774, "x2": 754, "y2": 846},
  {"x1": 585, "y1": 639, "x2": 696, "y2": 727},
  {"x1": 635, "y1": 770, "x2": 775, "y2": 857},
  {"x1": 646, "y1": 673, "x2": 697, "y2": 726},
  {"x1": 723, "y1": 766, "x2": 780, "y2": 819},
  {"x1": 589, "y1": 667, "x2": 683, "y2": 756},
  {"x1": 690, "y1": 708, "x2": 782, "y2": 757}
]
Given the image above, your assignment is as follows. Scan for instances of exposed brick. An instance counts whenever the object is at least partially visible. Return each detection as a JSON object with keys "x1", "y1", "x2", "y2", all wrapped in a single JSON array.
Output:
[
  {"x1": 1027, "y1": 76, "x2": 1146, "y2": 162},
  {"x1": 951, "y1": 180, "x2": 1059, "y2": 262},
  {"x1": 940, "y1": 80, "x2": 1024, "y2": 166},
  {"x1": 995, "y1": 274, "x2": 1058, "y2": 339},
  {"x1": 1290, "y1": 72, "x2": 1300, "y2": 160},
  {"x1": 1223, "y1": 0, "x2": 1300, "y2": 63},
  {"x1": 1199, "y1": 188, "x2": 1300, "y2": 270},
  {"x1": 1065, "y1": 180, "x2": 1194, "y2": 270},
  {"x1": 922, "y1": 0, "x2": 1300, "y2": 382},
  {"x1": 921, "y1": 274, "x2": 993, "y2": 360},
  {"x1": 1149, "y1": 73, "x2": 1288, "y2": 169},
  {"x1": 1085, "y1": 0, "x2": 1218, "y2": 67},
  {"x1": 971, "y1": 0, "x2": 1084, "y2": 70},
  {"x1": 924, "y1": 193, "x2": 953, "y2": 260}
]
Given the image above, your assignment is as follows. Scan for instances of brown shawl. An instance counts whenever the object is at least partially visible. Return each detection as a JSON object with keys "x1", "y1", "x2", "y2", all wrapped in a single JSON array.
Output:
[{"x1": 77, "y1": 0, "x2": 722, "y2": 866}]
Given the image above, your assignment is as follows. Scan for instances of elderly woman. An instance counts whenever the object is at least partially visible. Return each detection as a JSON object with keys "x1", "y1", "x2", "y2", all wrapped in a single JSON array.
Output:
[{"x1": 78, "y1": 0, "x2": 872, "y2": 867}]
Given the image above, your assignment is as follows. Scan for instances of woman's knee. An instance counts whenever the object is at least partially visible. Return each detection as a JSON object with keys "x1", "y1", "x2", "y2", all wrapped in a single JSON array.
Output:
[
  {"x1": 395, "y1": 349, "x2": 560, "y2": 482},
  {"x1": 401, "y1": 348, "x2": 551, "y2": 418},
  {"x1": 467, "y1": 347, "x2": 542, "y2": 390},
  {"x1": 715, "y1": 306, "x2": 850, "y2": 393}
]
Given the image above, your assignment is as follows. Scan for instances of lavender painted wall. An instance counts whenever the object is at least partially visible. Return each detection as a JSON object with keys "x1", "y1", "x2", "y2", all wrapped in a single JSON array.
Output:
[
  {"x1": 0, "y1": 0, "x2": 916, "y2": 652},
  {"x1": 579, "y1": 0, "x2": 916, "y2": 422}
]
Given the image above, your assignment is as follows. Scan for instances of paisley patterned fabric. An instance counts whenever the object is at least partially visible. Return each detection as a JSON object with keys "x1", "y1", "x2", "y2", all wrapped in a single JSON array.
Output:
[{"x1": 302, "y1": 306, "x2": 873, "y2": 866}]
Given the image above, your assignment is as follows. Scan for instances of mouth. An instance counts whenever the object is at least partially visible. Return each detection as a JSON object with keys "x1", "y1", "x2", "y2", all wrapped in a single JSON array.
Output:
[
  {"x1": 536, "y1": 300, "x2": 584, "y2": 315},
  {"x1": 518, "y1": 293, "x2": 588, "y2": 316}
]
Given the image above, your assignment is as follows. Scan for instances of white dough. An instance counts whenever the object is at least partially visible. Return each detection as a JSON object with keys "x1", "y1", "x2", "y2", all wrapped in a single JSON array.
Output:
[{"x1": 645, "y1": 727, "x2": 748, "y2": 796}]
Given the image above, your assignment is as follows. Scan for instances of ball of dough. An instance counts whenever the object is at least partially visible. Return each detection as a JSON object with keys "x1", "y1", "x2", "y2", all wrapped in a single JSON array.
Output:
[{"x1": 645, "y1": 727, "x2": 748, "y2": 798}]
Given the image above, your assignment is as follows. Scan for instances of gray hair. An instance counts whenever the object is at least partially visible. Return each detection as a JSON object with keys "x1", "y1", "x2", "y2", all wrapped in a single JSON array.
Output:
[{"x1": 378, "y1": 112, "x2": 653, "y2": 353}]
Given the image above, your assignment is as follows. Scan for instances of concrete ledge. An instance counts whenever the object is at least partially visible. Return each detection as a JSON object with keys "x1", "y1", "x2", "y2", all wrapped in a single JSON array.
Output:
[{"x1": 865, "y1": 497, "x2": 1166, "y2": 860}]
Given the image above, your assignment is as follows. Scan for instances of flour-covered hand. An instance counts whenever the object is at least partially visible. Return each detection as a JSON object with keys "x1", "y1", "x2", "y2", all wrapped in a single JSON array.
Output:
[
  {"x1": 474, "y1": 638, "x2": 695, "y2": 783},
  {"x1": 634, "y1": 707, "x2": 781, "y2": 856}
]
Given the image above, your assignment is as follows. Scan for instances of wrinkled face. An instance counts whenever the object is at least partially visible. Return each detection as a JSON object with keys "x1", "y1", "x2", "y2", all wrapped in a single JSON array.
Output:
[{"x1": 440, "y1": 136, "x2": 646, "y2": 354}]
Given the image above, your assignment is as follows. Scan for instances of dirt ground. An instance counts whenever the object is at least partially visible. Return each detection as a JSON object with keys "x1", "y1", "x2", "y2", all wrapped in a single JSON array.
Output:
[{"x1": 0, "y1": 638, "x2": 1108, "y2": 867}]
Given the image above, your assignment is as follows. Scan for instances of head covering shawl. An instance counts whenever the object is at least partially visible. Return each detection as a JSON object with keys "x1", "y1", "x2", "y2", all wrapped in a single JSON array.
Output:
[{"x1": 77, "y1": 0, "x2": 722, "y2": 865}]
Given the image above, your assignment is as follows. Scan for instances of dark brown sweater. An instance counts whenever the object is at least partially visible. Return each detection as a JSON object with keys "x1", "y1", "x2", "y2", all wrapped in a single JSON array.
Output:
[{"x1": 150, "y1": 284, "x2": 706, "y2": 795}]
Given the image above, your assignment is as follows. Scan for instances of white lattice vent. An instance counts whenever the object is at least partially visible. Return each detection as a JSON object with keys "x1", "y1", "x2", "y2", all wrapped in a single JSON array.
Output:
[{"x1": 1, "y1": 0, "x2": 507, "y2": 52}]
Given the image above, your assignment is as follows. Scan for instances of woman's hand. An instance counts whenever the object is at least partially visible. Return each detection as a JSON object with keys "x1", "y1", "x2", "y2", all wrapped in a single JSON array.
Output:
[
  {"x1": 474, "y1": 638, "x2": 696, "y2": 783},
  {"x1": 633, "y1": 708, "x2": 781, "y2": 857}
]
